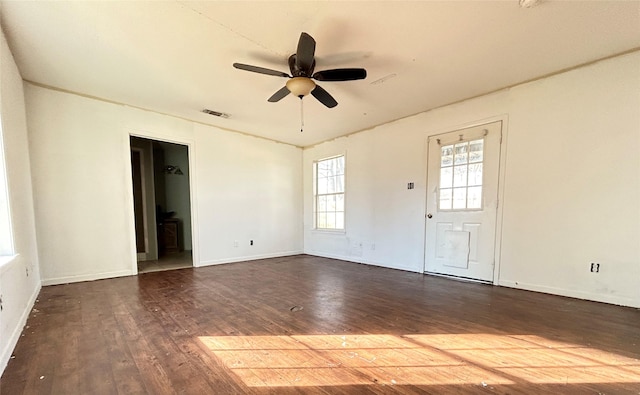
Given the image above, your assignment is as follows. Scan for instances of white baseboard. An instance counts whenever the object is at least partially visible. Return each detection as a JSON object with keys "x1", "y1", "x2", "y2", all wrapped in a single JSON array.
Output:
[
  {"x1": 498, "y1": 279, "x2": 639, "y2": 308},
  {"x1": 198, "y1": 250, "x2": 303, "y2": 267},
  {"x1": 0, "y1": 281, "x2": 41, "y2": 374},
  {"x1": 305, "y1": 251, "x2": 421, "y2": 273},
  {"x1": 42, "y1": 269, "x2": 133, "y2": 286},
  {"x1": 306, "y1": 254, "x2": 639, "y2": 308},
  {"x1": 42, "y1": 251, "x2": 306, "y2": 283}
]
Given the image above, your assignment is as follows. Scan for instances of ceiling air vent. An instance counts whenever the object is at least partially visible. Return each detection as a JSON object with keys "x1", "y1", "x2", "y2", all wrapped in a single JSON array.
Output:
[{"x1": 202, "y1": 109, "x2": 230, "y2": 118}]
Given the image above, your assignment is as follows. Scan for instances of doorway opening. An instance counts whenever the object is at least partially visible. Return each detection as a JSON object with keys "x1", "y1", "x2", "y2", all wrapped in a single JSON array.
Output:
[{"x1": 130, "y1": 136, "x2": 193, "y2": 273}]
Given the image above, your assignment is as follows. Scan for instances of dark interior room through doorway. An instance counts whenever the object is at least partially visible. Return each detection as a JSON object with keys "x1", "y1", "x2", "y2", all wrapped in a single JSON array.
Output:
[{"x1": 130, "y1": 136, "x2": 193, "y2": 273}]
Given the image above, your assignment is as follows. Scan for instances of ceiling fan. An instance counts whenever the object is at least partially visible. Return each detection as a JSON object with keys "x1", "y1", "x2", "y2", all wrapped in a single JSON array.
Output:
[{"x1": 233, "y1": 32, "x2": 367, "y2": 108}]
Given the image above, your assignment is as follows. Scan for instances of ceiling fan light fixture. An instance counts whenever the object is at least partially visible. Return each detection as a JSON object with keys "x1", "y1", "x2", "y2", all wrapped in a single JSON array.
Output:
[{"x1": 286, "y1": 77, "x2": 316, "y2": 98}]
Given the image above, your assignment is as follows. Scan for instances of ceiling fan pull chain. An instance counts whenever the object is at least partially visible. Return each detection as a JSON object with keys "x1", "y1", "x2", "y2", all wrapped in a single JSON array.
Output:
[{"x1": 300, "y1": 97, "x2": 304, "y2": 132}]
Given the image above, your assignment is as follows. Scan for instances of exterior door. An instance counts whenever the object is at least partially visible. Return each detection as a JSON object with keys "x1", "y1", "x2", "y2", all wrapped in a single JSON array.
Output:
[{"x1": 424, "y1": 121, "x2": 502, "y2": 282}]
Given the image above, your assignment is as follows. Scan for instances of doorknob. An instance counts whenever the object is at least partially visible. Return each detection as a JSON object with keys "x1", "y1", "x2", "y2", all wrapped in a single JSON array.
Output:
[{"x1": 427, "y1": 213, "x2": 433, "y2": 219}]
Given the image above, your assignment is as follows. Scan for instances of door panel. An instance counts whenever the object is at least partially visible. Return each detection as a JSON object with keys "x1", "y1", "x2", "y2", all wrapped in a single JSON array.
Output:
[
  {"x1": 131, "y1": 149, "x2": 146, "y2": 254},
  {"x1": 437, "y1": 229, "x2": 470, "y2": 268},
  {"x1": 425, "y1": 121, "x2": 502, "y2": 282}
]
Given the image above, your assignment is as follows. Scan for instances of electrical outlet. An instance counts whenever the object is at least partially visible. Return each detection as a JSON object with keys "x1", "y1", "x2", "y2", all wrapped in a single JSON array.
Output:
[
  {"x1": 590, "y1": 262, "x2": 600, "y2": 273},
  {"x1": 250, "y1": 240, "x2": 254, "y2": 246}
]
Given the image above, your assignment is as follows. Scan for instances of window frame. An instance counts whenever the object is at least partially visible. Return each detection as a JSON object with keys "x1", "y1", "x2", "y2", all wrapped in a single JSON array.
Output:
[
  {"x1": 0, "y1": 119, "x2": 14, "y2": 257},
  {"x1": 312, "y1": 154, "x2": 346, "y2": 232},
  {"x1": 437, "y1": 137, "x2": 486, "y2": 212}
]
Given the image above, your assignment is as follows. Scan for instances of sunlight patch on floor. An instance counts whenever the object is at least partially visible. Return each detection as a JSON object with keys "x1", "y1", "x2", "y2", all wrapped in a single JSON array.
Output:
[
  {"x1": 199, "y1": 333, "x2": 640, "y2": 387},
  {"x1": 199, "y1": 333, "x2": 516, "y2": 387},
  {"x1": 408, "y1": 334, "x2": 640, "y2": 385}
]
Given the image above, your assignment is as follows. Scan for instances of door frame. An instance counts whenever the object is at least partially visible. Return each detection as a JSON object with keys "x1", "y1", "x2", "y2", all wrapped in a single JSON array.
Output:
[
  {"x1": 130, "y1": 147, "x2": 150, "y2": 261},
  {"x1": 422, "y1": 115, "x2": 509, "y2": 284},
  {"x1": 124, "y1": 130, "x2": 199, "y2": 274}
]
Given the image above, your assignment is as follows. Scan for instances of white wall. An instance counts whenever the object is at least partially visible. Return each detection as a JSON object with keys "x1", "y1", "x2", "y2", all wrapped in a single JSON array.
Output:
[
  {"x1": 25, "y1": 85, "x2": 303, "y2": 285},
  {"x1": 194, "y1": 124, "x2": 302, "y2": 265},
  {"x1": 304, "y1": 51, "x2": 640, "y2": 308},
  {"x1": 0, "y1": 26, "x2": 41, "y2": 373}
]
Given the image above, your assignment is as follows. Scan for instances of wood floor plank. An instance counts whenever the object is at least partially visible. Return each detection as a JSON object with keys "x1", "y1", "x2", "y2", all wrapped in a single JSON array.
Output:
[{"x1": 2, "y1": 255, "x2": 640, "y2": 394}]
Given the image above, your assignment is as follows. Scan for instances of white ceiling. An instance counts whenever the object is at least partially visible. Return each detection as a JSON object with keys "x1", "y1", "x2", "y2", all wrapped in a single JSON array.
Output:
[{"x1": 1, "y1": 1, "x2": 639, "y2": 147}]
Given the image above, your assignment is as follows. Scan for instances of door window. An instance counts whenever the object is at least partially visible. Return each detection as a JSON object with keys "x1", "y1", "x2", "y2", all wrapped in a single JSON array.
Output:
[{"x1": 439, "y1": 138, "x2": 484, "y2": 210}]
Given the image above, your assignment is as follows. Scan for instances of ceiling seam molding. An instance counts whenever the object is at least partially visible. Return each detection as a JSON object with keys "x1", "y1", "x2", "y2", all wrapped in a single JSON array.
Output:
[
  {"x1": 21, "y1": 47, "x2": 640, "y2": 151},
  {"x1": 22, "y1": 80, "x2": 303, "y2": 149},
  {"x1": 304, "y1": 47, "x2": 640, "y2": 150},
  {"x1": 176, "y1": 1, "x2": 284, "y2": 59}
]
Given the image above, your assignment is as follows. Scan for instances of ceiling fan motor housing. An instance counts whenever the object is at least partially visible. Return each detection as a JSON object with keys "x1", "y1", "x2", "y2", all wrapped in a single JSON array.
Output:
[{"x1": 289, "y1": 54, "x2": 315, "y2": 77}]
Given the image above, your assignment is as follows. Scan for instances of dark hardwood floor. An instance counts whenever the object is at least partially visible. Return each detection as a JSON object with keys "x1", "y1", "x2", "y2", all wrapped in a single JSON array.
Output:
[{"x1": 2, "y1": 255, "x2": 640, "y2": 394}]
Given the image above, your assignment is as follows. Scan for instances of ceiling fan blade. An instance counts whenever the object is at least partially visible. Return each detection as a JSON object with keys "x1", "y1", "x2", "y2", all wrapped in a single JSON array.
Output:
[
  {"x1": 296, "y1": 32, "x2": 316, "y2": 73},
  {"x1": 233, "y1": 63, "x2": 290, "y2": 78},
  {"x1": 311, "y1": 85, "x2": 338, "y2": 108},
  {"x1": 313, "y1": 68, "x2": 367, "y2": 81},
  {"x1": 268, "y1": 86, "x2": 291, "y2": 102}
]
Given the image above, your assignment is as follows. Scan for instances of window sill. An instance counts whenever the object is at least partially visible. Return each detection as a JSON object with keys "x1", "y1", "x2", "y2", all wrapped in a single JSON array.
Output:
[
  {"x1": 311, "y1": 228, "x2": 346, "y2": 235},
  {"x1": 0, "y1": 254, "x2": 19, "y2": 275}
]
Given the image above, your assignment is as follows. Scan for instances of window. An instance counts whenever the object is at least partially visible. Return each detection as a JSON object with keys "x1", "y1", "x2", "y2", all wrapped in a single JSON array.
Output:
[
  {"x1": 0, "y1": 120, "x2": 13, "y2": 256},
  {"x1": 314, "y1": 155, "x2": 345, "y2": 230},
  {"x1": 439, "y1": 138, "x2": 484, "y2": 210}
]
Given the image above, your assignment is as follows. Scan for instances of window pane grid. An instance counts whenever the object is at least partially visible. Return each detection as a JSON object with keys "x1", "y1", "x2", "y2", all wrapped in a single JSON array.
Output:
[
  {"x1": 438, "y1": 138, "x2": 484, "y2": 211},
  {"x1": 314, "y1": 156, "x2": 345, "y2": 230}
]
